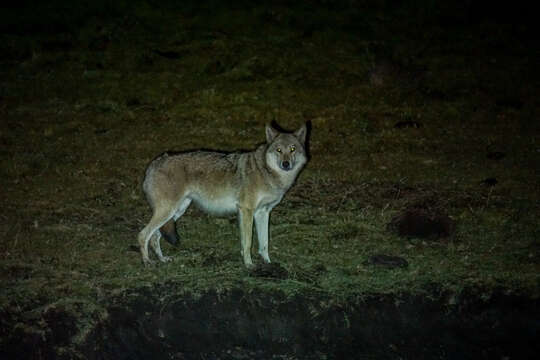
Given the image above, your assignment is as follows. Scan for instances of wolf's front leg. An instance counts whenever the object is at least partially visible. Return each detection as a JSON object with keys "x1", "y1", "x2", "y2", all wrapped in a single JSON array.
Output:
[
  {"x1": 138, "y1": 226, "x2": 155, "y2": 266},
  {"x1": 254, "y1": 208, "x2": 271, "y2": 263},
  {"x1": 238, "y1": 206, "x2": 255, "y2": 269}
]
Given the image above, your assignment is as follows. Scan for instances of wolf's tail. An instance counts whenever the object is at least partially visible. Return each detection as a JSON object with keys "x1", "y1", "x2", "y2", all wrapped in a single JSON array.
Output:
[{"x1": 160, "y1": 219, "x2": 179, "y2": 246}]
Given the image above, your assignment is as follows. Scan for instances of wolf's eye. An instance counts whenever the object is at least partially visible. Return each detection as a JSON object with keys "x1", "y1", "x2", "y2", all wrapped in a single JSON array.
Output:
[
  {"x1": 276, "y1": 148, "x2": 282, "y2": 153},
  {"x1": 290, "y1": 145, "x2": 296, "y2": 153}
]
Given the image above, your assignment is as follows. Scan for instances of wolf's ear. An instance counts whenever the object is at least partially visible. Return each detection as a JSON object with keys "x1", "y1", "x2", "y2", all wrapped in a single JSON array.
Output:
[
  {"x1": 266, "y1": 124, "x2": 279, "y2": 143},
  {"x1": 294, "y1": 123, "x2": 307, "y2": 144}
]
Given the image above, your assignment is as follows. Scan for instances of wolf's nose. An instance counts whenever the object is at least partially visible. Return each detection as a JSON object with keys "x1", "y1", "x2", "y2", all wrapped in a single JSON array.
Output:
[{"x1": 282, "y1": 161, "x2": 291, "y2": 170}]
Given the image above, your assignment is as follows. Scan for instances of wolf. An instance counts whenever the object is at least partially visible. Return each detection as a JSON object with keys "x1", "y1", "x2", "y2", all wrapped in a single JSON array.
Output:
[{"x1": 137, "y1": 123, "x2": 308, "y2": 268}]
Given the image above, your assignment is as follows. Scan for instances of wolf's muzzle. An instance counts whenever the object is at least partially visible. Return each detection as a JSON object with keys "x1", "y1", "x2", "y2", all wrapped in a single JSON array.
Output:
[{"x1": 280, "y1": 160, "x2": 291, "y2": 171}]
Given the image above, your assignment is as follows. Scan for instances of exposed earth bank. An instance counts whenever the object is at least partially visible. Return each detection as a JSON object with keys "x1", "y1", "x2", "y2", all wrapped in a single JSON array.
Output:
[{"x1": 3, "y1": 284, "x2": 538, "y2": 359}]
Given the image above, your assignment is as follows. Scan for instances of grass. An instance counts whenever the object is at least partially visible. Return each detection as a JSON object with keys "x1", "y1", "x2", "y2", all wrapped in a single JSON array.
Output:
[{"x1": 0, "y1": 0, "x2": 539, "y2": 352}]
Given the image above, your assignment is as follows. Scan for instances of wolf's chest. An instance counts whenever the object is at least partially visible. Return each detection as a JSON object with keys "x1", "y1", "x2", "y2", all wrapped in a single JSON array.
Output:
[{"x1": 254, "y1": 190, "x2": 284, "y2": 212}]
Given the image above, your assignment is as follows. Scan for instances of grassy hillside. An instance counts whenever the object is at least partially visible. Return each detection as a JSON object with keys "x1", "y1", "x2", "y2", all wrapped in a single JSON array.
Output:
[{"x1": 1, "y1": 1, "x2": 538, "y2": 355}]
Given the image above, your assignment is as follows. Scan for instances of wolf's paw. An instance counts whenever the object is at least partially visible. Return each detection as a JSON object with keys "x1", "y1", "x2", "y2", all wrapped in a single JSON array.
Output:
[
  {"x1": 159, "y1": 256, "x2": 173, "y2": 263},
  {"x1": 142, "y1": 258, "x2": 156, "y2": 267}
]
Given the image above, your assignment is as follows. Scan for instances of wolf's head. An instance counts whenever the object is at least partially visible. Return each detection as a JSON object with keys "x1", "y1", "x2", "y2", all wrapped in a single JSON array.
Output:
[{"x1": 265, "y1": 123, "x2": 308, "y2": 174}]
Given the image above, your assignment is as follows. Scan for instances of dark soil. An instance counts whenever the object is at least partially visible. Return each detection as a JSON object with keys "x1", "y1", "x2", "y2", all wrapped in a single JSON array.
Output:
[
  {"x1": 388, "y1": 209, "x2": 455, "y2": 239},
  {"x1": 83, "y1": 288, "x2": 540, "y2": 359},
  {"x1": 248, "y1": 262, "x2": 289, "y2": 280},
  {"x1": 363, "y1": 254, "x2": 409, "y2": 269},
  {"x1": 4, "y1": 285, "x2": 537, "y2": 360}
]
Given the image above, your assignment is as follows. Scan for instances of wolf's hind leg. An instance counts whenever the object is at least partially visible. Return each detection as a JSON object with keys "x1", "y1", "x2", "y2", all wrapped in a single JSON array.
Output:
[
  {"x1": 138, "y1": 205, "x2": 176, "y2": 266},
  {"x1": 150, "y1": 231, "x2": 172, "y2": 263},
  {"x1": 158, "y1": 198, "x2": 192, "y2": 246}
]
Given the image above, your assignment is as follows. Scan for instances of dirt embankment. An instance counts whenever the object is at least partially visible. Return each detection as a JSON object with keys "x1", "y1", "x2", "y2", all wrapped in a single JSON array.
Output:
[{"x1": 4, "y1": 285, "x2": 536, "y2": 359}]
